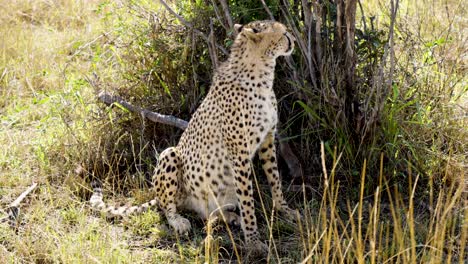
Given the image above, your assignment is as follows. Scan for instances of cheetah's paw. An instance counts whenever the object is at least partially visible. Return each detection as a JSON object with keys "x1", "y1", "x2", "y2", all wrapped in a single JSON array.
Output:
[
  {"x1": 168, "y1": 215, "x2": 192, "y2": 235},
  {"x1": 245, "y1": 238, "x2": 269, "y2": 259},
  {"x1": 223, "y1": 211, "x2": 241, "y2": 227},
  {"x1": 278, "y1": 205, "x2": 298, "y2": 222}
]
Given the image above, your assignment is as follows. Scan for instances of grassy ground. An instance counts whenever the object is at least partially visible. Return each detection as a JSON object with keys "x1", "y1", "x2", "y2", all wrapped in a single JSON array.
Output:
[{"x1": 0, "y1": 0, "x2": 466, "y2": 263}]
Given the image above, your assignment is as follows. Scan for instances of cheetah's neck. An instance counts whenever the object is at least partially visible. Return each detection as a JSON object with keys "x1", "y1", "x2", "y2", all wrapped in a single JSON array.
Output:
[{"x1": 226, "y1": 51, "x2": 276, "y2": 87}]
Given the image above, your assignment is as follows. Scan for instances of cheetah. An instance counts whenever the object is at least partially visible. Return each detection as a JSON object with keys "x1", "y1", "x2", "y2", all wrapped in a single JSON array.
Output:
[{"x1": 90, "y1": 20, "x2": 296, "y2": 254}]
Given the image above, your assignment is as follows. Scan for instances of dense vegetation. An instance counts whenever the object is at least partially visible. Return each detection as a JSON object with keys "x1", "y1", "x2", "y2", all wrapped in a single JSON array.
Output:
[{"x1": 0, "y1": 0, "x2": 466, "y2": 263}]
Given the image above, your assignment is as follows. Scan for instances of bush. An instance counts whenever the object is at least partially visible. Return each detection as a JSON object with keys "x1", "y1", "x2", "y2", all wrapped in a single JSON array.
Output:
[{"x1": 91, "y1": 0, "x2": 465, "y2": 196}]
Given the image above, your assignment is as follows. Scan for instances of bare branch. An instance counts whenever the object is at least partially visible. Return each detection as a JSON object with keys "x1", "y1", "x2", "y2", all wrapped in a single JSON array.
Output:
[
  {"x1": 357, "y1": 0, "x2": 368, "y2": 33},
  {"x1": 260, "y1": 0, "x2": 275, "y2": 21},
  {"x1": 1, "y1": 182, "x2": 38, "y2": 227},
  {"x1": 208, "y1": 18, "x2": 219, "y2": 69},
  {"x1": 98, "y1": 92, "x2": 189, "y2": 130},
  {"x1": 158, "y1": 0, "x2": 228, "y2": 55},
  {"x1": 210, "y1": 0, "x2": 229, "y2": 32},
  {"x1": 158, "y1": 0, "x2": 192, "y2": 28},
  {"x1": 9, "y1": 182, "x2": 38, "y2": 208},
  {"x1": 218, "y1": 0, "x2": 234, "y2": 31},
  {"x1": 280, "y1": 0, "x2": 318, "y2": 90}
]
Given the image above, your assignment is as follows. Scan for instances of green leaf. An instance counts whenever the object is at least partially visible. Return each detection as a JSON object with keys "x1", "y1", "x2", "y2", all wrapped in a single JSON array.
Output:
[
  {"x1": 112, "y1": 102, "x2": 131, "y2": 113},
  {"x1": 154, "y1": 72, "x2": 172, "y2": 98},
  {"x1": 294, "y1": 100, "x2": 327, "y2": 128}
]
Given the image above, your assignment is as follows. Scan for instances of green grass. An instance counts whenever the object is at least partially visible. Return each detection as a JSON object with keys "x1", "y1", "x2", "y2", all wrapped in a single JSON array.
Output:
[{"x1": 0, "y1": 0, "x2": 466, "y2": 263}]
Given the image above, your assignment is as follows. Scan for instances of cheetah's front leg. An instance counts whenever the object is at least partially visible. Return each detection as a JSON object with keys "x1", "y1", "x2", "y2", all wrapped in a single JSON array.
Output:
[
  {"x1": 259, "y1": 132, "x2": 296, "y2": 219},
  {"x1": 154, "y1": 147, "x2": 191, "y2": 235},
  {"x1": 230, "y1": 155, "x2": 268, "y2": 254}
]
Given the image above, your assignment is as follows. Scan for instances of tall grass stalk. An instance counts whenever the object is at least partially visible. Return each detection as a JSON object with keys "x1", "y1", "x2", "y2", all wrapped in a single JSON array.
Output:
[{"x1": 292, "y1": 141, "x2": 466, "y2": 263}]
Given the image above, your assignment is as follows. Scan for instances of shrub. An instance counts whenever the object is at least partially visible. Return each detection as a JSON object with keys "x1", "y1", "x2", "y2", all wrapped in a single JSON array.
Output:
[{"x1": 92, "y1": 0, "x2": 465, "y2": 196}]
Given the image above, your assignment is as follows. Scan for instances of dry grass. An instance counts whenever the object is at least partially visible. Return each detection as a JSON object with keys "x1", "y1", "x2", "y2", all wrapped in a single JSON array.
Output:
[{"x1": 0, "y1": 0, "x2": 466, "y2": 263}]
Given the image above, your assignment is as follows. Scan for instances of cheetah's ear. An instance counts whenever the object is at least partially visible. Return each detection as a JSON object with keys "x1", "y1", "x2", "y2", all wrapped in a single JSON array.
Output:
[
  {"x1": 234, "y1": 24, "x2": 244, "y2": 34},
  {"x1": 235, "y1": 23, "x2": 260, "y2": 42}
]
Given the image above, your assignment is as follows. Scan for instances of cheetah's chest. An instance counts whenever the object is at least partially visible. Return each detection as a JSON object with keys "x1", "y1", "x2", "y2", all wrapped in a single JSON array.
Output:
[
  {"x1": 250, "y1": 88, "x2": 278, "y2": 141},
  {"x1": 257, "y1": 92, "x2": 277, "y2": 127}
]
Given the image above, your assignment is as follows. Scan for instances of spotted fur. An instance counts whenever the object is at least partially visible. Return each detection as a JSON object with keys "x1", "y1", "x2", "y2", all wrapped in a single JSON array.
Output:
[{"x1": 90, "y1": 20, "x2": 295, "y2": 253}]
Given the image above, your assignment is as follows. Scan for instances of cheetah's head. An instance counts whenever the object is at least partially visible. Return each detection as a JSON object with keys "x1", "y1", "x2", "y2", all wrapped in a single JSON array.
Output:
[{"x1": 233, "y1": 20, "x2": 295, "y2": 59}]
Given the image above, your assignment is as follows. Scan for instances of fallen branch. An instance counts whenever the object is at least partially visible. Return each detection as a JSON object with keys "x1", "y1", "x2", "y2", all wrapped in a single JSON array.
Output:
[
  {"x1": 97, "y1": 92, "x2": 303, "y2": 180},
  {"x1": 0, "y1": 182, "x2": 38, "y2": 227},
  {"x1": 98, "y1": 92, "x2": 188, "y2": 130}
]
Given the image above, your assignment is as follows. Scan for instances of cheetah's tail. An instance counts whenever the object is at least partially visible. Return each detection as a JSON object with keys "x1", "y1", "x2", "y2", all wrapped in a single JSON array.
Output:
[{"x1": 89, "y1": 181, "x2": 158, "y2": 217}]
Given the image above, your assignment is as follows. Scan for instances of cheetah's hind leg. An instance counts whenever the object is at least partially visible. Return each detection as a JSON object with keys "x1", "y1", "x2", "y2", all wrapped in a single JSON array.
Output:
[
  {"x1": 89, "y1": 147, "x2": 191, "y2": 234},
  {"x1": 153, "y1": 147, "x2": 191, "y2": 235}
]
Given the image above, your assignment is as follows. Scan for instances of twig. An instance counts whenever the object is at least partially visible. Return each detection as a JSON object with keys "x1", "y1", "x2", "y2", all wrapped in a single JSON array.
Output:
[
  {"x1": 0, "y1": 68, "x2": 8, "y2": 82},
  {"x1": 218, "y1": 0, "x2": 234, "y2": 31},
  {"x1": 357, "y1": 0, "x2": 368, "y2": 33},
  {"x1": 62, "y1": 31, "x2": 113, "y2": 83},
  {"x1": 0, "y1": 182, "x2": 38, "y2": 226},
  {"x1": 158, "y1": 0, "x2": 228, "y2": 55},
  {"x1": 208, "y1": 18, "x2": 219, "y2": 69},
  {"x1": 260, "y1": 0, "x2": 275, "y2": 20},
  {"x1": 210, "y1": 0, "x2": 229, "y2": 32},
  {"x1": 9, "y1": 183, "x2": 38, "y2": 208},
  {"x1": 280, "y1": 0, "x2": 318, "y2": 90}
]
